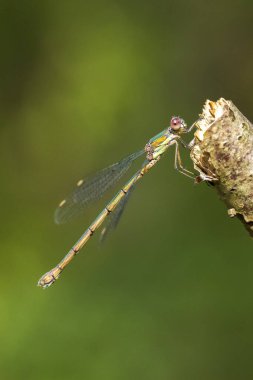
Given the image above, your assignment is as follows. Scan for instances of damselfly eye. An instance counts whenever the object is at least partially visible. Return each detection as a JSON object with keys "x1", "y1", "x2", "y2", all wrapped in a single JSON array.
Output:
[{"x1": 170, "y1": 116, "x2": 186, "y2": 132}]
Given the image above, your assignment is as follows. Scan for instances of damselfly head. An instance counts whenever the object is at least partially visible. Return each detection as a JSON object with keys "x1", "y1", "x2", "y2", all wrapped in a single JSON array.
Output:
[{"x1": 170, "y1": 116, "x2": 187, "y2": 133}]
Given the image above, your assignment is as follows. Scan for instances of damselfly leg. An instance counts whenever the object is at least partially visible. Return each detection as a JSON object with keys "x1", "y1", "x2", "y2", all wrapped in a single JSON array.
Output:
[{"x1": 173, "y1": 140, "x2": 195, "y2": 179}]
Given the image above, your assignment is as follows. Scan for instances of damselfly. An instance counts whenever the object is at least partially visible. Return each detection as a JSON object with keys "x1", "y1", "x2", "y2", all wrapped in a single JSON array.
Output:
[{"x1": 38, "y1": 116, "x2": 195, "y2": 288}]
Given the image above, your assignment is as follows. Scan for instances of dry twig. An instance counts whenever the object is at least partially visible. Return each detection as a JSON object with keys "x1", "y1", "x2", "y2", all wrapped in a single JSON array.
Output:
[{"x1": 190, "y1": 98, "x2": 253, "y2": 236}]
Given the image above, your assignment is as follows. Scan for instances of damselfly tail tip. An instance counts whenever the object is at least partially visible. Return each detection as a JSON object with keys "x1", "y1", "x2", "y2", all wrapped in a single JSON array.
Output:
[{"x1": 37, "y1": 270, "x2": 58, "y2": 289}]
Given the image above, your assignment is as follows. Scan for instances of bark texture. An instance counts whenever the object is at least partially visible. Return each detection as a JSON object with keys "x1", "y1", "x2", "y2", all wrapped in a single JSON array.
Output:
[{"x1": 190, "y1": 98, "x2": 253, "y2": 236}]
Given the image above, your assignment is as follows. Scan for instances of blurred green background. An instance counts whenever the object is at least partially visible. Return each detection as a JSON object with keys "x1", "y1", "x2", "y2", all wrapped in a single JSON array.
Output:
[{"x1": 1, "y1": 0, "x2": 253, "y2": 379}]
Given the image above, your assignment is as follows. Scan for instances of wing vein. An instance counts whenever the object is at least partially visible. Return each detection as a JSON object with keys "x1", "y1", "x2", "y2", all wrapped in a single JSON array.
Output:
[{"x1": 54, "y1": 150, "x2": 144, "y2": 224}]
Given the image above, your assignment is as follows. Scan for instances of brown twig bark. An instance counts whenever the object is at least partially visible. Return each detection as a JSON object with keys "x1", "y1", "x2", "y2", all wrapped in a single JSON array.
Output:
[{"x1": 190, "y1": 98, "x2": 253, "y2": 236}]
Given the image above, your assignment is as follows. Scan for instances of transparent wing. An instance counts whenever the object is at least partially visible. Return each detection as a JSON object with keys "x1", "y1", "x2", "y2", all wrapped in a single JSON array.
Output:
[
  {"x1": 55, "y1": 150, "x2": 144, "y2": 224},
  {"x1": 100, "y1": 185, "x2": 136, "y2": 243}
]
